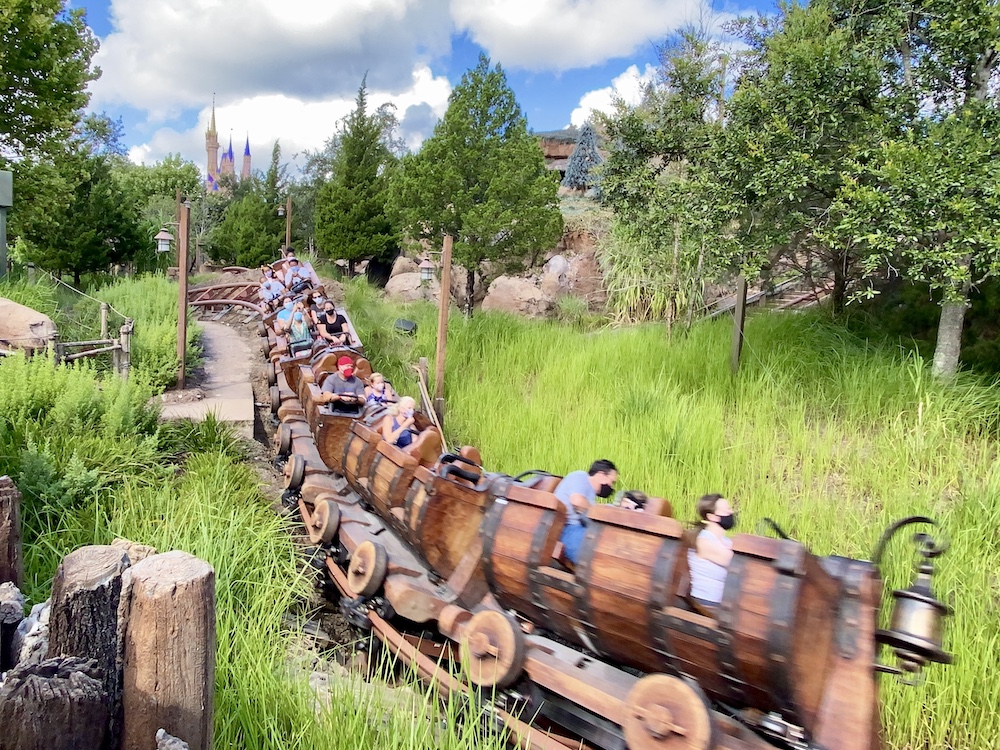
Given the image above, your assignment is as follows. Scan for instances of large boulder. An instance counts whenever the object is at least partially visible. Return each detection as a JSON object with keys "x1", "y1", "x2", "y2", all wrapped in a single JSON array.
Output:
[
  {"x1": 540, "y1": 254, "x2": 570, "y2": 299},
  {"x1": 0, "y1": 299, "x2": 57, "y2": 351},
  {"x1": 384, "y1": 273, "x2": 439, "y2": 303},
  {"x1": 449, "y1": 264, "x2": 487, "y2": 310},
  {"x1": 390, "y1": 256, "x2": 419, "y2": 278},
  {"x1": 481, "y1": 276, "x2": 555, "y2": 318}
]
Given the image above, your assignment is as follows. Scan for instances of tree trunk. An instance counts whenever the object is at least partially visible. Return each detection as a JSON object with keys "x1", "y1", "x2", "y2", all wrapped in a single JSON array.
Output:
[
  {"x1": 0, "y1": 476, "x2": 23, "y2": 588},
  {"x1": 73, "y1": 269, "x2": 81, "y2": 288},
  {"x1": 121, "y1": 551, "x2": 215, "y2": 750},
  {"x1": 348, "y1": 259, "x2": 355, "y2": 278},
  {"x1": 831, "y1": 264, "x2": 847, "y2": 317},
  {"x1": 465, "y1": 267, "x2": 476, "y2": 319},
  {"x1": 932, "y1": 291, "x2": 970, "y2": 380},
  {"x1": 47, "y1": 545, "x2": 131, "y2": 750},
  {"x1": 0, "y1": 657, "x2": 109, "y2": 750}
]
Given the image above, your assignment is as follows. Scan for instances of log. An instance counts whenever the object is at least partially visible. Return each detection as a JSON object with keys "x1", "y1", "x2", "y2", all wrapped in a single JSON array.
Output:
[
  {"x1": 0, "y1": 476, "x2": 23, "y2": 587},
  {"x1": 121, "y1": 550, "x2": 216, "y2": 750},
  {"x1": 0, "y1": 656, "x2": 109, "y2": 750},
  {"x1": 47, "y1": 545, "x2": 130, "y2": 750},
  {"x1": 0, "y1": 581, "x2": 25, "y2": 670}
]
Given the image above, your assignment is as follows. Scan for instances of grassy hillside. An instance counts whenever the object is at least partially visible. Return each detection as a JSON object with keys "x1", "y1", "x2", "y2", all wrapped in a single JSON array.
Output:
[{"x1": 347, "y1": 280, "x2": 1000, "y2": 750}]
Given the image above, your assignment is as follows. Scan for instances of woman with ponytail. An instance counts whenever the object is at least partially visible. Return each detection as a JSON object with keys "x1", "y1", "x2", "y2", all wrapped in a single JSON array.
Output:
[{"x1": 687, "y1": 493, "x2": 735, "y2": 609}]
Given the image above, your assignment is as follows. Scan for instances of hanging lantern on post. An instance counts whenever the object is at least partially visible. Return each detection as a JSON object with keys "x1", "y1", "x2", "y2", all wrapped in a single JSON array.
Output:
[
  {"x1": 154, "y1": 228, "x2": 174, "y2": 254},
  {"x1": 419, "y1": 257, "x2": 434, "y2": 284}
]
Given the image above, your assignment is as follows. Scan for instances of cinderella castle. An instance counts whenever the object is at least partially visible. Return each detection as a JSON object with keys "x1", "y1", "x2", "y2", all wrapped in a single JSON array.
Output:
[{"x1": 204, "y1": 101, "x2": 251, "y2": 192}]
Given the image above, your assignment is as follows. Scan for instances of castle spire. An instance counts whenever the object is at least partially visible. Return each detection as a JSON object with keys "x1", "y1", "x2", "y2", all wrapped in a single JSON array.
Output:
[
  {"x1": 206, "y1": 94, "x2": 217, "y2": 136},
  {"x1": 241, "y1": 134, "x2": 252, "y2": 179}
]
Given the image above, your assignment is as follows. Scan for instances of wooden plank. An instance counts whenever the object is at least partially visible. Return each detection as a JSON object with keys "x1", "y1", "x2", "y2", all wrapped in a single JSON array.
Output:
[{"x1": 121, "y1": 551, "x2": 215, "y2": 750}]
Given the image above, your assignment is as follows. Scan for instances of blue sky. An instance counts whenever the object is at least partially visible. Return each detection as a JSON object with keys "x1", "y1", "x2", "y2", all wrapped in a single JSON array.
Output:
[{"x1": 73, "y1": 0, "x2": 769, "y2": 174}]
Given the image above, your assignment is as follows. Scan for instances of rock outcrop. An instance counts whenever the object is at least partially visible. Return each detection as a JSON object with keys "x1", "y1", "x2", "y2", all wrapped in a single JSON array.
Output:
[
  {"x1": 482, "y1": 277, "x2": 555, "y2": 318},
  {"x1": 384, "y1": 273, "x2": 439, "y2": 304},
  {"x1": 389, "y1": 256, "x2": 419, "y2": 279}
]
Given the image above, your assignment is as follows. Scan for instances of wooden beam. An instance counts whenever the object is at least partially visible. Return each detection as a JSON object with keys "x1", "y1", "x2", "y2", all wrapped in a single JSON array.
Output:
[
  {"x1": 0, "y1": 476, "x2": 23, "y2": 588},
  {"x1": 177, "y1": 200, "x2": 190, "y2": 389},
  {"x1": 433, "y1": 235, "x2": 453, "y2": 425},
  {"x1": 121, "y1": 551, "x2": 215, "y2": 750},
  {"x1": 47, "y1": 545, "x2": 131, "y2": 749}
]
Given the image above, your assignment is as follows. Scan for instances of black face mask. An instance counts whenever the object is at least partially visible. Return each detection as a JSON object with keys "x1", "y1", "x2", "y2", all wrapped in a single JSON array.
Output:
[
  {"x1": 597, "y1": 483, "x2": 614, "y2": 499},
  {"x1": 716, "y1": 513, "x2": 736, "y2": 531}
]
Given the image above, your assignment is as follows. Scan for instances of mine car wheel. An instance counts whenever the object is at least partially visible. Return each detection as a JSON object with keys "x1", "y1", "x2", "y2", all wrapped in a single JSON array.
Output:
[
  {"x1": 283, "y1": 454, "x2": 306, "y2": 491},
  {"x1": 269, "y1": 385, "x2": 281, "y2": 415},
  {"x1": 274, "y1": 423, "x2": 292, "y2": 456},
  {"x1": 263, "y1": 338, "x2": 272, "y2": 356},
  {"x1": 347, "y1": 541, "x2": 388, "y2": 598},
  {"x1": 264, "y1": 363, "x2": 277, "y2": 386},
  {"x1": 461, "y1": 610, "x2": 526, "y2": 689},
  {"x1": 258, "y1": 321, "x2": 268, "y2": 337},
  {"x1": 623, "y1": 675, "x2": 715, "y2": 750},
  {"x1": 308, "y1": 496, "x2": 341, "y2": 545}
]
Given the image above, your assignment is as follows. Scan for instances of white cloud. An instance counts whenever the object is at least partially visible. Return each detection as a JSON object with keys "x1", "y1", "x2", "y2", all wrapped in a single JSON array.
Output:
[
  {"x1": 569, "y1": 64, "x2": 656, "y2": 127},
  {"x1": 450, "y1": 0, "x2": 706, "y2": 70},
  {"x1": 127, "y1": 66, "x2": 452, "y2": 171},
  {"x1": 92, "y1": 0, "x2": 453, "y2": 118}
]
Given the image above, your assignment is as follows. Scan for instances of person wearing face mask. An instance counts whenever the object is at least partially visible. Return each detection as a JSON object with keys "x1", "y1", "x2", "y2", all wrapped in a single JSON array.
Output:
[
  {"x1": 317, "y1": 302, "x2": 349, "y2": 345},
  {"x1": 687, "y1": 493, "x2": 736, "y2": 610},
  {"x1": 287, "y1": 310, "x2": 313, "y2": 356},
  {"x1": 381, "y1": 396, "x2": 417, "y2": 448},
  {"x1": 320, "y1": 356, "x2": 366, "y2": 412},
  {"x1": 275, "y1": 298, "x2": 295, "y2": 334},
  {"x1": 552, "y1": 459, "x2": 618, "y2": 565},
  {"x1": 259, "y1": 270, "x2": 286, "y2": 310}
]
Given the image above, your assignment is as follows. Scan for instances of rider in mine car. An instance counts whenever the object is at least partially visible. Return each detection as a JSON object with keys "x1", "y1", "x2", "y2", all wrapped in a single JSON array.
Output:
[
  {"x1": 687, "y1": 493, "x2": 735, "y2": 611},
  {"x1": 552, "y1": 459, "x2": 618, "y2": 565},
  {"x1": 319, "y1": 356, "x2": 365, "y2": 412}
]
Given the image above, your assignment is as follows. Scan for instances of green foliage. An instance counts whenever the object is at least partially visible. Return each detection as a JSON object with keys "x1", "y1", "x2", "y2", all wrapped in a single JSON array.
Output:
[
  {"x1": 561, "y1": 121, "x2": 603, "y2": 191},
  {"x1": 390, "y1": 55, "x2": 563, "y2": 315},
  {"x1": 314, "y1": 80, "x2": 399, "y2": 273},
  {"x1": 0, "y1": 0, "x2": 99, "y2": 157},
  {"x1": 19, "y1": 153, "x2": 144, "y2": 285},
  {"x1": 211, "y1": 191, "x2": 284, "y2": 268}
]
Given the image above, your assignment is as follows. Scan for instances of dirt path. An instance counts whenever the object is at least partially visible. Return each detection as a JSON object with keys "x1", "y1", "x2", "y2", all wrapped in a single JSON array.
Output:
[{"x1": 159, "y1": 321, "x2": 256, "y2": 440}]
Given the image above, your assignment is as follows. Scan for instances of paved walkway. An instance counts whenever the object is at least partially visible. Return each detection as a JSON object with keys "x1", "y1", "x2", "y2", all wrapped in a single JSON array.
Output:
[{"x1": 160, "y1": 321, "x2": 256, "y2": 440}]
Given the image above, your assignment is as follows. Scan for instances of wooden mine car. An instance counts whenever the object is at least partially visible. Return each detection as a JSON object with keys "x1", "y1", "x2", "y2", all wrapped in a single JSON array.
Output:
[{"x1": 260, "y1": 293, "x2": 953, "y2": 750}]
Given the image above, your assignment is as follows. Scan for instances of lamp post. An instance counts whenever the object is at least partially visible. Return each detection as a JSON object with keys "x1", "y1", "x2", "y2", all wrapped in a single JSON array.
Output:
[
  {"x1": 433, "y1": 236, "x2": 453, "y2": 424},
  {"x1": 177, "y1": 198, "x2": 191, "y2": 389},
  {"x1": 277, "y1": 196, "x2": 292, "y2": 249}
]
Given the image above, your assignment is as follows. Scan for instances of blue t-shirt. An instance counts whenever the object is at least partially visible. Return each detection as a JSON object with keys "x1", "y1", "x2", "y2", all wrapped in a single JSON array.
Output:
[
  {"x1": 276, "y1": 307, "x2": 293, "y2": 326},
  {"x1": 553, "y1": 470, "x2": 596, "y2": 526}
]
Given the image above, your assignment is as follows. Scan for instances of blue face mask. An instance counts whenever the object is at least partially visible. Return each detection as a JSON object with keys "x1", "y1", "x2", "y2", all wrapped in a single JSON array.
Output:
[
  {"x1": 293, "y1": 312, "x2": 303, "y2": 322},
  {"x1": 283, "y1": 300, "x2": 293, "y2": 309}
]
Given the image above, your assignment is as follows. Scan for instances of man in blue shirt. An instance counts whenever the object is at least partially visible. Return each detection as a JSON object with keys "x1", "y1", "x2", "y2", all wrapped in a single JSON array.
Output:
[{"x1": 553, "y1": 459, "x2": 618, "y2": 564}]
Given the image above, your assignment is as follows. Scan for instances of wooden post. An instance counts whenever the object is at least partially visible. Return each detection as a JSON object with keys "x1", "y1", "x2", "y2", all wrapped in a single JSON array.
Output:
[
  {"x1": 0, "y1": 476, "x2": 23, "y2": 587},
  {"x1": 177, "y1": 200, "x2": 190, "y2": 389},
  {"x1": 99, "y1": 302, "x2": 109, "y2": 339},
  {"x1": 120, "y1": 318, "x2": 133, "y2": 381},
  {"x1": 122, "y1": 551, "x2": 215, "y2": 750},
  {"x1": 51, "y1": 332, "x2": 62, "y2": 365},
  {"x1": 433, "y1": 235, "x2": 453, "y2": 425},
  {"x1": 731, "y1": 274, "x2": 748, "y2": 375},
  {"x1": 1, "y1": 581, "x2": 25, "y2": 670},
  {"x1": 0, "y1": 656, "x2": 110, "y2": 750},
  {"x1": 284, "y1": 195, "x2": 292, "y2": 249},
  {"x1": 47, "y1": 544, "x2": 131, "y2": 750}
]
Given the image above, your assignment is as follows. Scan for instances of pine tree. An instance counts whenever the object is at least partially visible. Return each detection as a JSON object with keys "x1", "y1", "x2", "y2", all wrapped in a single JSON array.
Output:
[
  {"x1": 390, "y1": 55, "x2": 563, "y2": 316},
  {"x1": 562, "y1": 121, "x2": 603, "y2": 192},
  {"x1": 314, "y1": 80, "x2": 398, "y2": 276}
]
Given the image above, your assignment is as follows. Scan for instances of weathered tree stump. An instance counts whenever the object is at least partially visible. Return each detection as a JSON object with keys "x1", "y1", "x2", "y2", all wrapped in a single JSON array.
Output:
[
  {"x1": 0, "y1": 656, "x2": 109, "y2": 750},
  {"x1": 121, "y1": 550, "x2": 216, "y2": 750},
  {"x1": 0, "y1": 476, "x2": 23, "y2": 587},
  {"x1": 0, "y1": 581, "x2": 26, "y2": 670},
  {"x1": 47, "y1": 545, "x2": 130, "y2": 750}
]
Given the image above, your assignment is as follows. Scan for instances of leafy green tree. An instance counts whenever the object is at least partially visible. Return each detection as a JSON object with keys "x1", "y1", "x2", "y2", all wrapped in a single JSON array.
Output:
[
  {"x1": 211, "y1": 192, "x2": 282, "y2": 269},
  {"x1": 390, "y1": 55, "x2": 563, "y2": 315},
  {"x1": 715, "y1": 1, "x2": 895, "y2": 314},
  {"x1": 315, "y1": 80, "x2": 399, "y2": 276},
  {"x1": 823, "y1": 0, "x2": 1000, "y2": 378},
  {"x1": 0, "y1": 0, "x2": 99, "y2": 157},
  {"x1": 20, "y1": 153, "x2": 143, "y2": 285},
  {"x1": 113, "y1": 154, "x2": 202, "y2": 208},
  {"x1": 561, "y1": 121, "x2": 603, "y2": 192}
]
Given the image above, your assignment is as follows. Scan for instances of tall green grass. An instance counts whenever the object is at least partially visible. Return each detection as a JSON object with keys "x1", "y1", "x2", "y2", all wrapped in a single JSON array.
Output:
[{"x1": 348, "y1": 283, "x2": 999, "y2": 750}]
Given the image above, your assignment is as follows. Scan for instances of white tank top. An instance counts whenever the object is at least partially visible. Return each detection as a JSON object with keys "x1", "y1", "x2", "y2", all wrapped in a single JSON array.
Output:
[{"x1": 688, "y1": 530, "x2": 732, "y2": 603}]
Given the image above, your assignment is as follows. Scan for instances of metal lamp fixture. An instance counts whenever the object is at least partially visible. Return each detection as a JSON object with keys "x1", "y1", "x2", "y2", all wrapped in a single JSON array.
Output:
[
  {"x1": 419, "y1": 257, "x2": 435, "y2": 284},
  {"x1": 154, "y1": 228, "x2": 174, "y2": 253},
  {"x1": 873, "y1": 517, "x2": 953, "y2": 680},
  {"x1": 277, "y1": 204, "x2": 285, "y2": 218}
]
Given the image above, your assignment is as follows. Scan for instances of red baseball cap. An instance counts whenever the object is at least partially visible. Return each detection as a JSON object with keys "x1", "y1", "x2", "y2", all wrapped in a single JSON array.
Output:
[{"x1": 337, "y1": 356, "x2": 353, "y2": 367}]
